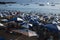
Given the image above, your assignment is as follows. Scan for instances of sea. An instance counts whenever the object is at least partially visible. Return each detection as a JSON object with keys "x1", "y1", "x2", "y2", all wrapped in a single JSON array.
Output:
[{"x1": 0, "y1": 4, "x2": 60, "y2": 14}]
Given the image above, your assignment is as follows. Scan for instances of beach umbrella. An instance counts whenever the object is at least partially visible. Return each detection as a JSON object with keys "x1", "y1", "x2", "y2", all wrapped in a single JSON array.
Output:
[
  {"x1": 1, "y1": 19, "x2": 8, "y2": 21},
  {"x1": 19, "y1": 22, "x2": 25, "y2": 25},
  {"x1": 28, "y1": 24, "x2": 33, "y2": 27},
  {"x1": 0, "y1": 13, "x2": 4, "y2": 17},
  {"x1": 0, "y1": 23, "x2": 6, "y2": 29},
  {"x1": 22, "y1": 23, "x2": 29, "y2": 28},
  {"x1": 52, "y1": 21, "x2": 57, "y2": 24},
  {"x1": 29, "y1": 18, "x2": 40, "y2": 27},
  {"x1": 2, "y1": 13, "x2": 7, "y2": 17},
  {"x1": 14, "y1": 12, "x2": 17, "y2": 15},
  {"x1": 16, "y1": 17, "x2": 24, "y2": 23},
  {"x1": 11, "y1": 12, "x2": 15, "y2": 15},
  {"x1": 7, "y1": 12, "x2": 12, "y2": 16},
  {"x1": 44, "y1": 24, "x2": 58, "y2": 32},
  {"x1": 8, "y1": 16, "x2": 23, "y2": 23},
  {"x1": 0, "y1": 23, "x2": 4, "y2": 26},
  {"x1": 17, "y1": 17, "x2": 23, "y2": 21},
  {"x1": 4, "y1": 13, "x2": 8, "y2": 17}
]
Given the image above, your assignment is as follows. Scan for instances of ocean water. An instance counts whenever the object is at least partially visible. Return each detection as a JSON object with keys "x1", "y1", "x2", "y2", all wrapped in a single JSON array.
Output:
[{"x1": 0, "y1": 4, "x2": 60, "y2": 14}]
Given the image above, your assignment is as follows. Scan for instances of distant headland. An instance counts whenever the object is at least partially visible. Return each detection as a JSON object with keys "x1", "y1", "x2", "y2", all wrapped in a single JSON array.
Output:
[{"x1": 0, "y1": 2, "x2": 16, "y2": 4}]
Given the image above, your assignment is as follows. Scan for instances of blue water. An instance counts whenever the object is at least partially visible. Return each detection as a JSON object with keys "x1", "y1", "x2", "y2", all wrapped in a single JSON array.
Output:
[{"x1": 0, "y1": 4, "x2": 60, "y2": 14}]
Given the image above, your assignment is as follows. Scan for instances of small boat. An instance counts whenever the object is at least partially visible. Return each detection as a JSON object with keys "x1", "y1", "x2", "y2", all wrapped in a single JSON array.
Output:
[{"x1": 39, "y1": 4, "x2": 45, "y2": 6}]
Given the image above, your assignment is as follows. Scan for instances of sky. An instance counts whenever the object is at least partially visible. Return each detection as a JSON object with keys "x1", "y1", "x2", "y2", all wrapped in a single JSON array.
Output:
[{"x1": 0, "y1": 0, "x2": 60, "y2": 4}]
